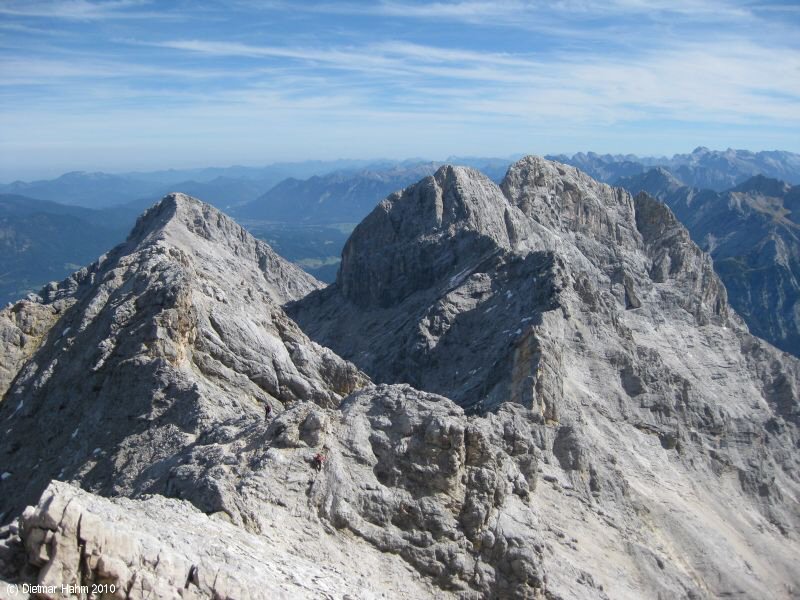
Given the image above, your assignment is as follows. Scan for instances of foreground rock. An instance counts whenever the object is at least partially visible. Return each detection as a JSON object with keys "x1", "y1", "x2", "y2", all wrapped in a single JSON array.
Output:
[{"x1": 3, "y1": 480, "x2": 435, "y2": 600}]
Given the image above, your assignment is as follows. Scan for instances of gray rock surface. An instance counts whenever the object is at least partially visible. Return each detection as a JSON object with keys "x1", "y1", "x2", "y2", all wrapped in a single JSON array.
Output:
[
  {"x1": 2, "y1": 166, "x2": 800, "y2": 599},
  {"x1": 0, "y1": 300, "x2": 66, "y2": 400},
  {"x1": 620, "y1": 168, "x2": 800, "y2": 356},
  {"x1": 4, "y1": 480, "x2": 437, "y2": 600},
  {"x1": 292, "y1": 157, "x2": 800, "y2": 597},
  {"x1": 0, "y1": 193, "x2": 366, "y2": 521}
]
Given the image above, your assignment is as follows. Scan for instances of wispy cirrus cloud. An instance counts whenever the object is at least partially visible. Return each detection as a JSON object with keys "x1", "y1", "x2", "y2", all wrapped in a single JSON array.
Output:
[
  {"x1": 144, "y1": 35, "x2": 800, "y2": 123},
  {"x1": 0, "y1": 0, "x2": 169, "y2": 20},
  {"x1": 0, "y1": 0, "x2": 798, "y2": 176},
  {"x1": 257, "y1": 0, "x2": 758, "y2": 24}
]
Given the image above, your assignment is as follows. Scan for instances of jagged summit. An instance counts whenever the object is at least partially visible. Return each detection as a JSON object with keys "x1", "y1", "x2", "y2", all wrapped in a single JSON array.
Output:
[
  {"x1": 293, "y1": 156, "x2": 735, "y2": 409},
  {"x1": 338, "y1": 165, "x2": 528, "y2": 308},
  {"x1": 0, "y1": 193, "x2": 366, "y2": 520},
  {"x1": 501, "y1": 155, "x2": 644, "y2": 270},
  {"x1": 1, "y1": 169, "x2": 799, "y2": 599},
  {"x1": 731, "y1": 173, "x2": 792, "y2": 196},
  {"x1": 127, "y1": 193, "x2": 321, "y2": 304}
]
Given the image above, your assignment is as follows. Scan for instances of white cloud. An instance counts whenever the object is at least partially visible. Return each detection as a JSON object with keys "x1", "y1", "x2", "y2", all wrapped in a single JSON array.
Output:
[
  {"x1": 266, "y1": 0, "x2": 758, "y2": 25},
  {"x1": 1, "y1": 0, "x2": 798, "y2": 174},
  {"x1": 143, "y1": 36, "x2": 800, "y2": 125},
  {"x1": 0, "y1": 0, "x2": 169, "y2": 21}
]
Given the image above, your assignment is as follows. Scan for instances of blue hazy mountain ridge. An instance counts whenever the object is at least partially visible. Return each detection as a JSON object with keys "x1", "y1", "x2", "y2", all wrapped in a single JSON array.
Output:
[
  {"x1": 235, "y1": 159, "x2": 513, "y2": 224},
  {"x1": 549, "y1": 147, "x2": 800, "y2": 191},
  {"x1": 0, "y1": 159, "x2": 511, "y2": 296},
  {"x1": 618, "y1": 168, "x2": 800, "y2": 356},
  {"x1": 155, "y1": 176, "x2": 272, "y2": 210},
  {"x1": 236, "y1": 163, "x2": 443, "y2": 223},
  {"x1": 0, "y1": 172, "x2": 161, "y2": 209},
  {"x1": 0, "y1": 162, "x2": 368, "y2": 210},
  {"x1": 0, "y1": 158, "x2": 508, "y2": 212},
  {"x1": 118, "y1": 159, "x2": 386, "y2": 186},
  {"x1": 0, "y1": 194, "x2": 130, "y2": 304}
]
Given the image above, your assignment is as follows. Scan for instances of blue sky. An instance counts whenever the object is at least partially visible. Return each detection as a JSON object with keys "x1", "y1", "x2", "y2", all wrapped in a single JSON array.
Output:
[{"x1": 1, "y1": 0, "x2": 799, "y2": 179}]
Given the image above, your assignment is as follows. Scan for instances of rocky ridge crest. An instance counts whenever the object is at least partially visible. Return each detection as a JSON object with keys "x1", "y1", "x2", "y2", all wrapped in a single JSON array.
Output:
[
  {"x1": 1, "y1": 164, "x2": 799, "y2": 599},
  {"x1": 0, "y1": 193, "x2": 366, "y2": 521},
  {"x1": 620, "y1": 168, "x2": 800, "y2": 355}
]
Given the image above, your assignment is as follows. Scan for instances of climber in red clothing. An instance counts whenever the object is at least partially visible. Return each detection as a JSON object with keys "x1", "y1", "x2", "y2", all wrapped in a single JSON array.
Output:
[{"x1": 312, "y1": 452, "x2": 327, "y2": 471}]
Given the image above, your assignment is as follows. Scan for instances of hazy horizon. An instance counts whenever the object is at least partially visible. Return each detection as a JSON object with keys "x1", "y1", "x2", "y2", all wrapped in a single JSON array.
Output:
[
  {"x1": 5, "y1": 146, "x2": 800, "y2": 184},
  {"x1": 1, "y1": 0, "x2": 799, "y2": 180}
]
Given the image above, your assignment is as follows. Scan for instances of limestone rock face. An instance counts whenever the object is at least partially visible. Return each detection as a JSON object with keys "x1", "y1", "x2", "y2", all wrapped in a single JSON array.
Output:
[
  {"x1": 501, "y1": 155, "x2": 643, "y2": 265},
  {"x1": 633, "y1": 192, "x2": 730, "y2": 323},
  {"x1": 0, "y1": 193, "x2": 366, "y2": 521},
  {"x1": 0, "y1": 300, "x2": 66, "y2": 400},
  {"x1": 7, "y1": 480, "x2": 435, "y2": 600},
  {"x1": 620, "y1": 168, "x2": 800, "y2": 356},
  {"x1": 2, "y1": 165, "x2": 800, "y2": 600},
  {"x1": 338, "y1": 165, "x2": 527, "y2": 309},
  {"x1": 292, "y1": 157, "x2": 800, "y2": 598}
]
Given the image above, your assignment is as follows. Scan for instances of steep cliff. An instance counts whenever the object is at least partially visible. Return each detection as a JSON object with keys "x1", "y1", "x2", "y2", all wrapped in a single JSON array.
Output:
[
  {"x1": 2, "y1": 164, "x2": 799, "y2": 599},
  {"x1": 620, "y1": 168, "x2": 800, "y2": 356}
]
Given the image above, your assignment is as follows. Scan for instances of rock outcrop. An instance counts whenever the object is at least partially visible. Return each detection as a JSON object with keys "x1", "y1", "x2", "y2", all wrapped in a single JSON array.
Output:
[
  {"x1": 2, "y1": 162, "x2": 800, "y2": 600},
  {"x1": 620, "y1": 168, "x2": 800, "y2": 356},
  {"x1": 1, "y1": 480, "x2": 436, "y2": 600},
  {"x1": 0, "y1": 300, "x2": 66, "y2": 400},
  {"x1": 0, "y1": 193, "x2": 366, "y2": 521}
]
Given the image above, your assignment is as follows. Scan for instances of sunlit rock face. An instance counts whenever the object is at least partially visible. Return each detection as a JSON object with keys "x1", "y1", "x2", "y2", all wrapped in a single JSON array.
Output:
[{"x1": 2, "y1": 160, "x2": 799, "y2": 599}]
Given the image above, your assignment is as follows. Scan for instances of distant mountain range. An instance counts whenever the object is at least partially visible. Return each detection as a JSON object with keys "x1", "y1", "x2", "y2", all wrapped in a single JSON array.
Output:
[
  {"x1": 0, "y1": 172, "x2": 158, "y2": 209},
  {"x1": 0, "y1": 157, "x2": 513, "y2": 212},
  {"x1": 4, "y1": 149, "x2": 800, "y2": 328},
  {"x1": 7, "y1": 148, "x2": 798, "y2": 212},
  {"x1": 618, "y1": 168, "x2": 800, "y2": 355},
  {"x1": 549, "y1": 147, "x2": 800, "y2": 191},
  {"x1": 0, "y1": 158, "x2": 516, "y2": 297},
  {"x1": 234, "y1": 158, "x2": 513, "y2": 223},
  {"x1": 235, "y1": 164, "x2": 441, "y2": 224},
  {"x1": 0, "y1": 160, "x2": 401, "y2": 210},
  {"x1": 0, "y1": 195, "x2": 132, "y2": 303}
]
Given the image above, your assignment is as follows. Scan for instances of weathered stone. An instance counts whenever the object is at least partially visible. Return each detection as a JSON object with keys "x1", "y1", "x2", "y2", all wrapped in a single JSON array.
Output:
[
  {"x1": 0, "y1": 194, "x2": 367, "y2": 520},
  {"x1": 2, "y1": 160, "x2": 800, "y2": 600}
]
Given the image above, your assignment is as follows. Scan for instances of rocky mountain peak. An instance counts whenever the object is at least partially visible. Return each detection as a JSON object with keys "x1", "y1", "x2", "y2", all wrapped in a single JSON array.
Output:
[
  {"x1": 294, "y1": 156, "x2": 737, "y2": 414},
  {"x1": 501, "y1": 155, "x2": 638, "y2": 248},
  {"x1": 731, "y1": 174, "x2": 791, "y2": 197},
  {"x1": 287, "y1": 159, "x2": 800, "y2": 598},
  {"x1": 129, "y1": 192, "x2": 321, "y2": 305},
  {"x1": 0, "y1": 193, "x2": 366, "y2": 520},
  {"x1": 499, "y1": 156, "x2": 649, "y2": 292},
  {"x1": 337, "y1": 164, "x2": 524, "y2": 308}
]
